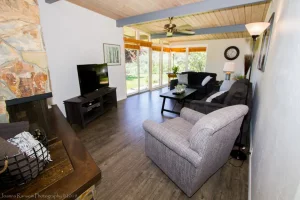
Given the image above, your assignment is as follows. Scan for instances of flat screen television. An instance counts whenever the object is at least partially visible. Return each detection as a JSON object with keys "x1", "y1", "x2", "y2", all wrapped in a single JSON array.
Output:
[{"x1": 77, "y1": 64, "x2": 109, "y2": 95}]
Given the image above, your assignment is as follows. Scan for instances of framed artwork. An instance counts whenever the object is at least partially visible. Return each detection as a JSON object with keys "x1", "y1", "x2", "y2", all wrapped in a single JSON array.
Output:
[
  {"x1": 258, "y1": 13, "x2": 275, "y2": 71},
  {"x1": 103, "y1": 43, "x2": 121, "y2": 65}
]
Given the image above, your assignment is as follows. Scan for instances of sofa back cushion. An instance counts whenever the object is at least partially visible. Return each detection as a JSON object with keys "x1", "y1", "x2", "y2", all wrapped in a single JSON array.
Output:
[
  {"x1": 182, "y1": 72, "x2": 217, "y2": 86},
  {"x1": 188, "y1": 105, "x2": 248, "y2": 155},
  {"x1": 223, "y1": 79, "x2": 249, "y2": 105},
  {"x1": 219, "y1": 80, "x2": 236, "y2": 92},
  {"x1": 177, "y1": 74, "x2": 188, "y2": 85}
]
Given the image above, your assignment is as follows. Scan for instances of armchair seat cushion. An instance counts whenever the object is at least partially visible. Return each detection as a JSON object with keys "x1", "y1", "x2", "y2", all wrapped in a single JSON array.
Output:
[{"x1": 161, "y1": 117, "x2": 193, "y2": 140}]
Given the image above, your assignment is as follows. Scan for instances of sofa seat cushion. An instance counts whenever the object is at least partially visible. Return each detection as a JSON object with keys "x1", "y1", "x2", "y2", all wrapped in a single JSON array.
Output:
[
  {"x1": 224, "y1": 80, "x2": 248, "y2": 105},
  {"x1": 188, "y1": 85, "x2": 207, "y2": 94},
  {"x1": 161, "y1": 117, "x2": 193, "y2": 140},
  {"x1": 188, "y1": 84, "x2": 205, "y2": 89}
]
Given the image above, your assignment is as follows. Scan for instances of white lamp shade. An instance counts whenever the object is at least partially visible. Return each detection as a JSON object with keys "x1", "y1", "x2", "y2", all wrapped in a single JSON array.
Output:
[
  {"x1": 245, "y1": 22, "x2": 270, "y2": 36},
  {"x1": 223, "y1": 62, "x2": 235, "y2": 72}
]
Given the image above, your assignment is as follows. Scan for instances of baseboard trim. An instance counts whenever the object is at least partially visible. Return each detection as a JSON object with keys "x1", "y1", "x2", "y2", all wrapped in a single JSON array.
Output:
[
  {"x1": 248, "y1": 149, "x2": 252, "y2": 200},
  {"x1": 248, "y1": 123, "x2": 254, "y2": 200}
]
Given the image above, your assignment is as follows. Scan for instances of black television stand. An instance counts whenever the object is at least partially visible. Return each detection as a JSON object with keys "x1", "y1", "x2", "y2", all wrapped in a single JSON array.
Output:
[{"x1": 64, "y1": 87, "x2": 117, "y2": 128}]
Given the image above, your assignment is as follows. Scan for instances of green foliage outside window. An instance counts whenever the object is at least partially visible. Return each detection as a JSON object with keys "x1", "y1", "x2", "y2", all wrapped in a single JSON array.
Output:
[{"x1": 188, "y1": 52, "x2": 207, "y2": 72}]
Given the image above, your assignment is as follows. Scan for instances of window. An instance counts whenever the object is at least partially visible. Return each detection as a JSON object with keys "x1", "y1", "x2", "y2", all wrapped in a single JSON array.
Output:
[
  {"x1": 139, "y1": 47, "x2": 149, "y2": 91},
  {"x1": 140, "y1": 32, "x2": 149, "y2": 41},
  {"x1": 172, "y1": 52, "x2": 186, "y2": 72},
  {"x1": 188, "y1": 52, "x2": 207, "y2": 72},
  {"x1": 162, "y1": 52, "x2": 169, "y2": 85},
  {"x1": 124, "y1": 27, "x2": 136, "y2": 39},
  {"x1": 152, "y1": 51, "x2": 160, "y2": 88},
  {"x1": 124, "y1": 27, "x2": 207, "y2": 93},
  {"x1": 125, "y1": 49, "x2": 139, "y2": 95}
]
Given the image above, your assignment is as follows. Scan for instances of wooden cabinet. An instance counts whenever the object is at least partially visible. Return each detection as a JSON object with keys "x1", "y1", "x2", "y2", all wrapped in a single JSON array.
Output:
[{"x1": 64, "y1": 87, "x2": 117, "y2": 128}]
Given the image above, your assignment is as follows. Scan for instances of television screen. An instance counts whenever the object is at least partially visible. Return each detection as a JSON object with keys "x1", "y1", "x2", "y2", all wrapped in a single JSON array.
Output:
[{"x1": 77, "y1": 64, "x2": 109, "y2": 95}]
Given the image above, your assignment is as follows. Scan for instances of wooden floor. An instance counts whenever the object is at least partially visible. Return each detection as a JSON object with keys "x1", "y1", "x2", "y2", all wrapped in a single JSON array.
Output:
[{"x1": 76, "y1": 88, "x2": 248, "y2": 200}]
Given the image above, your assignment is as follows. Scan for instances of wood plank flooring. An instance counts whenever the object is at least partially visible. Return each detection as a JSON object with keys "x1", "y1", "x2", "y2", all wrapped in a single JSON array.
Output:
[{"x1": 76, "y1": 88, "x2": 248, "y2": 200}]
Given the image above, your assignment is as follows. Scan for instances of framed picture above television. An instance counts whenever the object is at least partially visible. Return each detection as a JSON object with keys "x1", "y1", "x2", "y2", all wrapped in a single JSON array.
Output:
[
  {"x1": 258, "y1": 13, "x2": 275, "y2": 72},
  {"x1": 103, "y1": 43, "x2": 121, "y2": 66}
]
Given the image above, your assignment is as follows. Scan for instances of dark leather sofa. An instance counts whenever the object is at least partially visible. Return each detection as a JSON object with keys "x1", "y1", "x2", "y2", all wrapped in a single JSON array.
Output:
[
  {"x1": 189, "y1": 79, "x2": 252, "y2": 146},
  {"x1": 170, "y1": 72, "x2": 217, "y2": 100}
]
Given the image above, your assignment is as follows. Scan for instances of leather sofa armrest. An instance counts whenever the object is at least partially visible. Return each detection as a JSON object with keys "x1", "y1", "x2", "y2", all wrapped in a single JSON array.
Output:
[
  {"x1": 206, "y1": 81, "x2": 216, "y2": 94},
  {"x1": 189, "y1": 100, "x2": 226, "y2": 114},
  {"x1": 170, "y1": 79, "x2": 178, "y2": 90}
]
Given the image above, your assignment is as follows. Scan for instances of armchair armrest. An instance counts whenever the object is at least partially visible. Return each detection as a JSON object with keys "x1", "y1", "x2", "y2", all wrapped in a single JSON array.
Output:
[
  {"x1": 180, "y1": 107, "x2": 205, "y2": 125},
  {"x1": 143, "y1": 120, "x2": 202, "y2": 167},
  {"x1": 190, "y1": 100, "x2": 226, "y2": 114}
]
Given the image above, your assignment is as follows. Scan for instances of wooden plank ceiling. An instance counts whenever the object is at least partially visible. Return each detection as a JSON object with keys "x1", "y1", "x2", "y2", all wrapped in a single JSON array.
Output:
[
  {"x1": 128, "y1": 2, "x2": 270, "y2": 42},
  {"x1": 67, "y1": 0, "x2": 203, "y2": 20},
  {"x1": 67, "y1": 0, "x2": 270, "y2": 42}
]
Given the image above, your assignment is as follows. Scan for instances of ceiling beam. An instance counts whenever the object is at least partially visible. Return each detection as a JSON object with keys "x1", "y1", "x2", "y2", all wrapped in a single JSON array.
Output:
[
  {"x1": 150, "y1": 24, "x2": 247, "y2": 39},
  {"x1": 45, "y1": 0, "x2": 60, "y2": 4},
  {"x1": 116, "y1": 0, "x2": 267, "y2": 27}
]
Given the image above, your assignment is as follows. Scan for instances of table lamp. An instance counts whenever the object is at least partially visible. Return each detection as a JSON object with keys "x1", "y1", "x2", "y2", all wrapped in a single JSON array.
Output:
[{"x1": 223, "y1": 62, "x2": 235, "y2": 80}]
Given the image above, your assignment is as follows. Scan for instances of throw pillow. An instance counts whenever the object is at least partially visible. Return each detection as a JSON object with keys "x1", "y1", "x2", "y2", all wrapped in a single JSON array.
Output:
[
  {"x1": 0, "y1": 121, "x2": 30, "y2": 140},
  {"x1": 8, "y1": 132, "x2": 52, "y2": 162},
  {"x1": 206, "y1": 91, "x2": 227, "y2": 103},
  {"x1": 211, "y1": 91, "x2": 229, "y2": 103},
  {"x1": 219, "y1": 80, "x2": 236, "y2": 92},
  {"x1": 177, "y1": 74, "x2": 188, "y2": 85},
  {"x1": 201, "y1": 76, "x2": 213, "y2": 86}
]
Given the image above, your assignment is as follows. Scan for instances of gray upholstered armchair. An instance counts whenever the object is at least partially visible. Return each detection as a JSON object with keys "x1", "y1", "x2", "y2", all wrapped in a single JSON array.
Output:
[{"x1": 143, "y1": 105, "x2": 248, "y2": 197}]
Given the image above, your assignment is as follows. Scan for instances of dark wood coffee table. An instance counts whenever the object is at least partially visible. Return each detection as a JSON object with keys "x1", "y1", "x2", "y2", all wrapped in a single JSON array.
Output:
[{"x1": 160, "y1": 88, "x2": 197, "y2": 114}]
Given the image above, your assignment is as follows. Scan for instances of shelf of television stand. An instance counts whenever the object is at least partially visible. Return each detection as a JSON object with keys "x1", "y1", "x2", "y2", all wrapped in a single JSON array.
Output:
[
  {"x1": 64, "y1": 87, "x2": 117, "y2": 128},
  {"x1": 83, "y1": 106, "x2": 103, "y2": 125}
]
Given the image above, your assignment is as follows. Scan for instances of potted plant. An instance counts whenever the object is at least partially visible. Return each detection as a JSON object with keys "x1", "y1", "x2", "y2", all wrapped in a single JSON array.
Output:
[
  {"x1": 233, "y1": 74, "x2": 246, "y2": 80},
  {"x1": 172, "y1": 66, "x2": 179, "y2": 74}
]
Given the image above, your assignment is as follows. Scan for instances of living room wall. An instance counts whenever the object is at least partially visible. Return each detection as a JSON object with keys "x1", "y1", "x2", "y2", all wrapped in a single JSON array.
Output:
[
  {"x1": 170, "y1": 38, "x2": 251, "y2": 80},
  {"x1": 250, "y1": 0, "x2": 300, "y2": 199},
  {"x1": 38, "y1": 0, "x2": 127, "y2": 115}
]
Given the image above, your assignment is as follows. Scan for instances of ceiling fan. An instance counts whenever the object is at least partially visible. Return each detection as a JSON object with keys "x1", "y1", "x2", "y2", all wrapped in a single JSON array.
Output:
[{"x1": 164, "y1": 17, "x2": 195, "y2": 37}]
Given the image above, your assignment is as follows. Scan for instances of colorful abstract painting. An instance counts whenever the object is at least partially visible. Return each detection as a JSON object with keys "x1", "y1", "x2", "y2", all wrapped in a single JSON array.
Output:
[{"x1": 0, "y1": 0, "x2": 51, "y2": 122}]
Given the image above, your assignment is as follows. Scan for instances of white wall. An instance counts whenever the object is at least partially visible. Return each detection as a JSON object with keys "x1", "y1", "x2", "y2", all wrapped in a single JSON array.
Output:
[
  {"x1": 170, "y1": 38, "x2": 251, "y2": 80},
  {"x1": 250, "y1": 0, "x2": 300, "y2": 199},
  {"x1": 38, "y1": 0, "x2": 126, "y2": 115}
]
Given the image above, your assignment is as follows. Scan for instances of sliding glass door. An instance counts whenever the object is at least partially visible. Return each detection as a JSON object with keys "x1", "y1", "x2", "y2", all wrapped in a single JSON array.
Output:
[
  {"x1": 162, "y1": 52, "x2": 169, "y2": 85},
  {"x1": 125, "y1": 46, "x2": 207, "y2": 96},
  {"x1": 152, "y1": 51, "x2": 160, "y2": 88},
  {"x1": 139, "y1": 47, "x2": 149, "y2": 91},
  {"x1": 125, "y1": 49, "x2": 139, "y2": 95}
]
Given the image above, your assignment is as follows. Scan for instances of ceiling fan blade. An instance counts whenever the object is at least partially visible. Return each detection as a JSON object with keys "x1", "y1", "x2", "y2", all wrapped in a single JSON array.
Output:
[
  {"x1": 176, "y1": 30, "x2": 195, "y2": 35},
  {"x1": 177, "y1": 24, "x2": 193, "y2": 30}
]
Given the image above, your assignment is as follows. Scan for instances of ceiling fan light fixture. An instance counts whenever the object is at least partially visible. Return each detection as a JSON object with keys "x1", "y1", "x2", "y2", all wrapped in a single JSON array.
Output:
[{"x1": 166, "y1": 31, "x2": 173, "y2": 37}]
